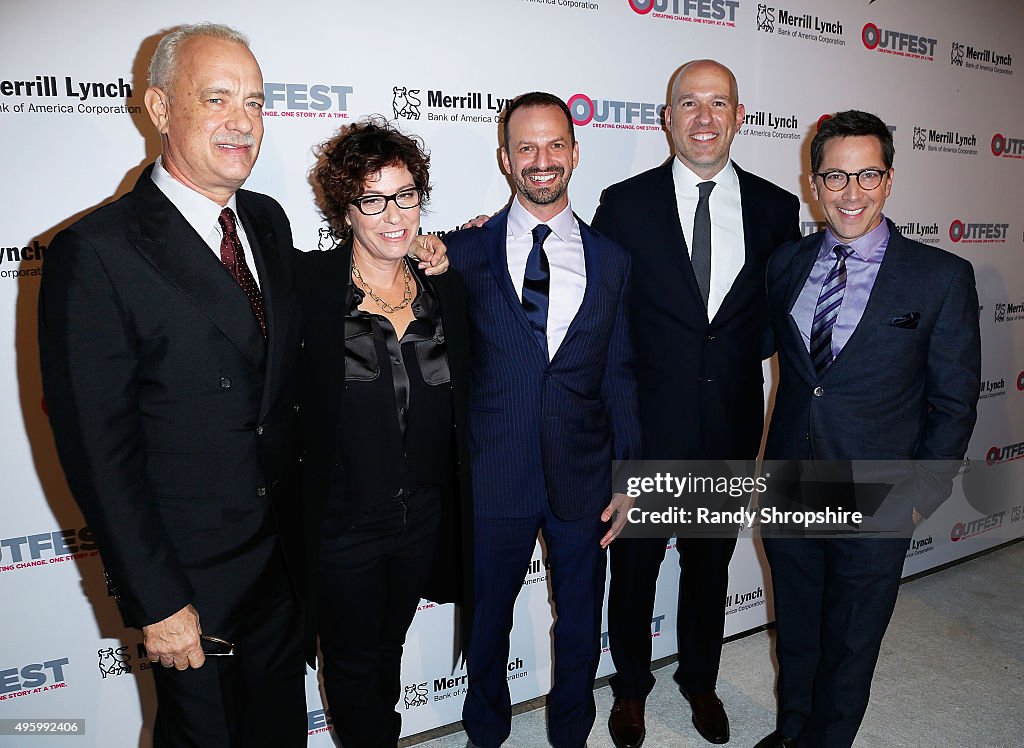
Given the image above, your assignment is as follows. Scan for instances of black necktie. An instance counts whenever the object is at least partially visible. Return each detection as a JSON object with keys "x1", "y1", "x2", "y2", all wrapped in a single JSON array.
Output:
[
  {"x1": 522, "y1": 224, "x2": 551, "y2": 356},
  {"x1": 692, "y1": 180, "x2": 715, "y2": 311},
  {"x1": 218, "y1": 207, "x2": 266, "y2": 336},
  {"x1": 809, "y1": 244, "x2": 853, "y2": 375}
]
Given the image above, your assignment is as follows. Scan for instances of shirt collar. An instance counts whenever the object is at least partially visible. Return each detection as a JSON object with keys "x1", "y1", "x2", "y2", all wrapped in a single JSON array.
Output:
[
  {"x1": 151, "y1": 156, "x2": 239, "y2": 236},
  {"x1": 672, "y1": 156, "x2": 738, "y2": 195},
  {"x1": 822, "y1": 216, "x2": 890, "y2": 262},
  {"x1": 507, "y1": 195, "x2": 575, "y2": 242}
]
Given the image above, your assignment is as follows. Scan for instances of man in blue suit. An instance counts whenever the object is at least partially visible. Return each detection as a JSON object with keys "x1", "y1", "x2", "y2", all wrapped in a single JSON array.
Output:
[
  {"x1": 754, "y1": 110, "x2": 981, "y2": 748},
  {"x1": 444, "y1": 92, "x2": 641, "y2": 748}
]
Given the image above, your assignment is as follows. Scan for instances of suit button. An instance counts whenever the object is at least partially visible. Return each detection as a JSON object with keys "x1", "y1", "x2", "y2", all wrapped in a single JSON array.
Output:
[
  {"x1": 256, "y1": 487, "x2": 266, "y2": 497},
  {"x1": 813, "y1": 386, "x2": 824, "y2": 397},
  {"x1": 706, "y1": 334, "x2": 715, "y2": 342},
  {"x1": 544, "y1": 372, "x2": 551, "y2": 380},
  {"x1": 293, "y1": 403, "x2": 300, "y2": 413},
  {"x1": 256, "y1": 425, "x2": 264, "y2": 435},
  {"x1": 220, "y1": 377, "x2": 231, "y2": 389}
]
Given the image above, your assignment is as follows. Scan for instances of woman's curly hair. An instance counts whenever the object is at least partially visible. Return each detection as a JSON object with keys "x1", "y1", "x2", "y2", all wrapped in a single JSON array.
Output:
[{"x1": 310, "y1": 115, "x2": 431, "y2": 242}]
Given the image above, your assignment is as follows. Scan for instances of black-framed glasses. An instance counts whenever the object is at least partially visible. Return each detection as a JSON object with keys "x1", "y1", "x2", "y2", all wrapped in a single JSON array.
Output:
[
  {"x1": 350, "y1": 188, "x2": 422, "y2": 216},
  {"x1": 813, "y1": 168, "x2": 890, "y2": 192}
]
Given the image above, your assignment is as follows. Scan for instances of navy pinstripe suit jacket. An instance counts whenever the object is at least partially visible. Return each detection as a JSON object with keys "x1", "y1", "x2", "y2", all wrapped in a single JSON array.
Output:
[{"x1": 444, "y1": 208, "x2": 641, "y2": 521}]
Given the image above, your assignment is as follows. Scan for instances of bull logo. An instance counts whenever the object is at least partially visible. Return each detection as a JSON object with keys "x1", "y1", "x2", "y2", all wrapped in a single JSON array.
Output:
[
  {"x1": 317, "y1": 226, "x2": 339, "y2": 251},
  {"x1": 951, "y1": 42, "x2": 965, "y2": 67},
  {"x1": 393, "y1": 86, "x2": 422, "y2": 120},
  {"x1": 403, "y1": 682, "x2": 429, "y2": 708},
  {"x1": 97, "y1": 646, "x2": 132, "y2": 678}
]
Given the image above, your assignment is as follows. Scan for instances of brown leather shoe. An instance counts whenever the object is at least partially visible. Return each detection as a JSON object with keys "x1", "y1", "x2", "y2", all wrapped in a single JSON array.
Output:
[
  {"x1": 681, "y1": 689, "x2": 730, "y2": 744},
  {"x1": 752, "y1": 731, "x2": 795, "y2": 748},
  {"x1": 608, "y1": 697, "x2": 646, "y2": 748}
]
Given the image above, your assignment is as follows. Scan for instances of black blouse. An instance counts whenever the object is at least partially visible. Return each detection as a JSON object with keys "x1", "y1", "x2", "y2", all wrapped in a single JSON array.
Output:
[{"x1": 323, "y1": 261, "x2": 453, "y2": 535}]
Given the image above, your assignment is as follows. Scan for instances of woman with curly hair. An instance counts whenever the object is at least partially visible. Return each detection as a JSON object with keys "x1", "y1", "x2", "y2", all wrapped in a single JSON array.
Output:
[{"x1": 297, "y1": 116, "x2": 473, "y2": 747}]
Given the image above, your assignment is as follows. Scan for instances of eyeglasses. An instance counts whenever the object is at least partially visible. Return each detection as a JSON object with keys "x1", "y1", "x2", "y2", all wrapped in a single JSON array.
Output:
[
  {"x1": 813, "y1": 168, "x2": 890, "y2": 192},
  {"x1": 350, "y1": 188, "x2": 422, "y2": 216},
  {"x1": 200, "y1": 635, "x2": 235, "y2": 656}
]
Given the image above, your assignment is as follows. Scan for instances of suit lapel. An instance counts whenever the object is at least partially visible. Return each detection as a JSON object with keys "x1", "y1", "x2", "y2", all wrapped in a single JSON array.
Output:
[
  {"x1": 127, "y1": 169, "x2": 266, "y2": 371},
  {"x1": 781, "y1": 233, "x2": 821, "y2": 383},
  {"x1": 653, "y1": 161, "x2": 707, "y2": 316},
  {"x1": 482, "y1": 210, "x2": 546, "y2": 354},
  {"x1": 712, "y1": 164, "x2": 763, "y2": 323},
  {"x1": 328, "y1": 244, "x2": 352, "y2": 423},
  {"x1": 552, "y1": 216, "x2": 602, "y2": 361},
  {"x1": 828, "y1": 221, "x2": 906, "y2": 372},
  {"x1": 238, "y1": 194, "x2": 287, "y2": 416}
]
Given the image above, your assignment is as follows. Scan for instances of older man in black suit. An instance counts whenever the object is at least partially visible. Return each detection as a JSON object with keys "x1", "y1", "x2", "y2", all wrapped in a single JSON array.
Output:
[
  {"x1": 593, "y1": 59, "x2": 800, "y2": 746},
  {"x1": 38, "y1": 23, "x2": 444, "y2": 747}
]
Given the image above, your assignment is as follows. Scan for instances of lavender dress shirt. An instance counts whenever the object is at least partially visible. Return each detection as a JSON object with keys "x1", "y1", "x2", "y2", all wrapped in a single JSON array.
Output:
[{"x1": 791, "y1": 217, "x2": 891, "y2": 360}]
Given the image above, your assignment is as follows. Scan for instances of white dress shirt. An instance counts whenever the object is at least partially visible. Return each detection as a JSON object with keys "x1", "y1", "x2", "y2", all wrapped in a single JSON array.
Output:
[
  {"x1": 150, "y1": 156, "x2": 262, "y2": 289},
  {"x1": 506, "y1": 196, "x2": 587, "y2": 357},
  {"x1": 672, "y1": 158, "x2": 745, "y2": 320}
]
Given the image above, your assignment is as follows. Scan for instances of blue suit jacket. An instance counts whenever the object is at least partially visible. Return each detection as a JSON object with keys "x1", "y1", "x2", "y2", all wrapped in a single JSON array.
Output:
[
  {"x1": 444, "y1": 208, "x2": 641, "y2": 521},
  {"x1": 764, "y1": 219, "x2": 981, "y2": 517}
]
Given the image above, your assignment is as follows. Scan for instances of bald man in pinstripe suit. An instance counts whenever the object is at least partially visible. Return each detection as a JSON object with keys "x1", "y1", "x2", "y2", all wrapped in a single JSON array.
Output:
[{"x1": 443, "y1": 93, "x2": 641, "y2": 748}]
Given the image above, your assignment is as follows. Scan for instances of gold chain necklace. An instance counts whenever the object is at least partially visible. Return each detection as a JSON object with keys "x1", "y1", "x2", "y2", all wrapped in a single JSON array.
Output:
[{"x1": 352, "y1": 260, "x2": 413, "y2": 314}]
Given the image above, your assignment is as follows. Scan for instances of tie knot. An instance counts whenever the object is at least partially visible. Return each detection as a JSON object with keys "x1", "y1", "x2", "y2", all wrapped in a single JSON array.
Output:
[
  {"x1": 219, "y1": 207, "x2": 238, "y2": 238},
  {"x1": 833, "y1": 244, "x2": 852, "y2": 261},
  {"x1": 697, "y1": 181, "x2": 716, "y2": 199},
  {"x1": 532, "y1": 223, "x2": 552, "y2": 246}
]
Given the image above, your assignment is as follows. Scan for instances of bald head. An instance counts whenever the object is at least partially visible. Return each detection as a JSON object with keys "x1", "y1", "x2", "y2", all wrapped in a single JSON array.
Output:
[
  {"x1": 663, "y1": 59, "x2": 745, "y2": 179},
  {"x1": 670, "y1": 59, "x2": 739, "y2": 107}
]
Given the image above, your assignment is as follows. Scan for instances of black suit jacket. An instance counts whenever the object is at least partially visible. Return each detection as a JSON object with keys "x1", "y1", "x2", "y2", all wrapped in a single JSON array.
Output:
[
  {"x1": 764, "y1": 219, "x2": 981, "y2": 517},
  {"x1": 295, "y1": 244, "x2": 474, "y2": 657},
  {"x1": 39, "y1": 166, "x2": 304, "y2": 634},
  {"x1": 593, "y1": 159, "x2": 800, "y2": 459}
]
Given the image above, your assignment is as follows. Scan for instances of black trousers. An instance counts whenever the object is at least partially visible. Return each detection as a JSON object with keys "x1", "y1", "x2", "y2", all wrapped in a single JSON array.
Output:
[
  {"x1": 318, "y1": 485, "x2": 442, "y2": 748},
  {"x1": 151, "y1": 544, "x2": 306, "y2": 747},
  {"x1": 762, "y1": 536, "x2": 911, "y2": 748},
  {"x1": 607, "y1": 534, "x2": 738, "y2": 699}
]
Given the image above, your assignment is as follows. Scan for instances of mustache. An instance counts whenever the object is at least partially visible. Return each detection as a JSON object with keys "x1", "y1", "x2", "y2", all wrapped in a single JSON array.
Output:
[
  {"x1": 214, "y1": 134, "x2": 256, "y2": 147},
  {"x1": 522, "y1": 166, "x2": 565, "y2": 178}
]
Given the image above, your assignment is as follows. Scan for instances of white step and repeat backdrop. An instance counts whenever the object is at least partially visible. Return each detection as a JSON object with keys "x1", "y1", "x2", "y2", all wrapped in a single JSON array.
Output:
[{"x1": 2, "y1": 0, "x2": 1023, "y2": 744}]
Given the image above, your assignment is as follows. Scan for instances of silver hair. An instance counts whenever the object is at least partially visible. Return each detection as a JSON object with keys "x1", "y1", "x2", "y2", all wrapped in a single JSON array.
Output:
[{"x1": 148, "y1": 23, "x2": 250, "y2": 90}]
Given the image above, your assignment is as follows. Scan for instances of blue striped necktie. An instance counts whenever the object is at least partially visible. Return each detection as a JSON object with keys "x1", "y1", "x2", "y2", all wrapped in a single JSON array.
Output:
[
  {"x1": 522, "y1": 223, "x2": 551, "y2": 356},
  {"x1": 809, "y1": 244, "x2": 853, "y2": 374}
]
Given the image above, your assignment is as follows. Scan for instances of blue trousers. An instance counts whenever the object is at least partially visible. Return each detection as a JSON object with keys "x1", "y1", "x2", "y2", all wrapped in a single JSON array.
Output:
[{"x1": 463, "y1": 504, "x2": 607, "y2": 748}]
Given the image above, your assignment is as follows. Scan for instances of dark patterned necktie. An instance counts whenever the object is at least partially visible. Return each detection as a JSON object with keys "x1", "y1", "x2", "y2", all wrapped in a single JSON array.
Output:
[
  {"x1": 809, "y1": 244, "x2": 853, "y2": 374},
  {"x1": 522, "y1": 223, "x2": 551, "y2": 356},
  {"x1": 218, "y1": 207, "x2": 266, "y2": 336},
  {"x1": 691, "y1": 180, "x2": 715, "y2": 310}
]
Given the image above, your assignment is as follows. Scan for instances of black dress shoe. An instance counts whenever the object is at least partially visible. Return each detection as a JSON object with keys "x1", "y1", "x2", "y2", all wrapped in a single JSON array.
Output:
[
  {"x1": 680, "y1": 689, "x2": 730, "y2": 744},
  {"x1": 608, "y1": 697, "x2": 646, "y2": 748},
  {"x1": 752, "y1": 731, "x2": 795, "y2": 748}
]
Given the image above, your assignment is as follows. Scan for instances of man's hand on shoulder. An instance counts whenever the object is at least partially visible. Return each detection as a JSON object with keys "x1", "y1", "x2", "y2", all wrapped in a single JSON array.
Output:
[
  {"x1": 143, "y1": 604, "x2": 205, "y2": 671},
  {"x1": 461, "y1": 214, "x2": 490, "y2": 229},
  {"x1": 600, "y1": 492, "x2": 635, "y2": 548},
  {"x1": 410, "y1": 234, "x2": 449, "y2": 276}
]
